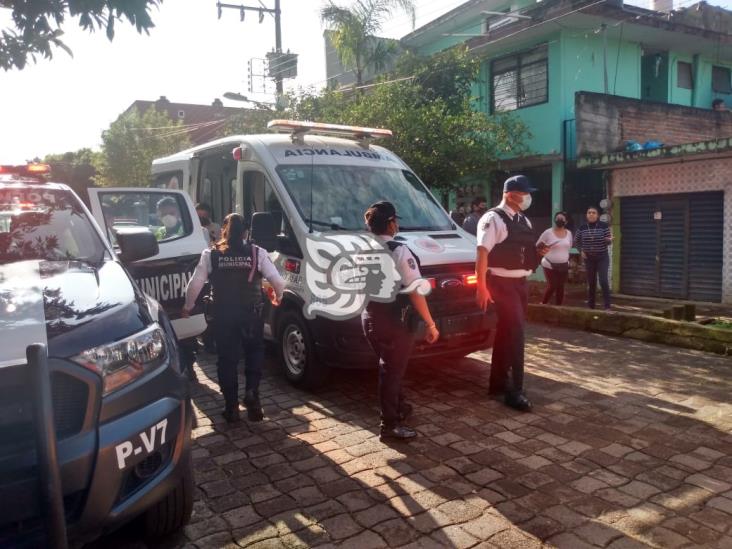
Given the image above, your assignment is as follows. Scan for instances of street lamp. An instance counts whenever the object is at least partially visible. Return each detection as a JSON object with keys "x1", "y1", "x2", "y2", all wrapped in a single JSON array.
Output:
[{"x1": 223, "y1": 92, "x2": 274, "y2": 109}]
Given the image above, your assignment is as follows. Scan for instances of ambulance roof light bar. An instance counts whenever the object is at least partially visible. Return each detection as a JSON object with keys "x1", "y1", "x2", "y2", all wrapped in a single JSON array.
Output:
[{"x1": 267, "y1": 119, "x2": 392, "y2": 147}]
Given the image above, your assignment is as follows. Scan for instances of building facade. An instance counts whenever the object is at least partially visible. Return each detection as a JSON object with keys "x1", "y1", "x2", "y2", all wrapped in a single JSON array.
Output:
[{"x1": 399, "y1": 0, "x2": 732, "y2": 301}]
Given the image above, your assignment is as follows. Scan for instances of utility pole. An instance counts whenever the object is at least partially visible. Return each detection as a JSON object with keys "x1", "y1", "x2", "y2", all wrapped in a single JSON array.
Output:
[
  {"x1": 217, "y1": 1, "x2": 284, "y2": 96},
  {"x1": 274, "y1": 0, "x2": 282, "y2": 96}
]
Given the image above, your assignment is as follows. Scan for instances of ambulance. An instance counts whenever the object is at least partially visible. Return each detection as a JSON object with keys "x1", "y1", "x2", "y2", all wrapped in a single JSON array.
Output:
[{"x1": 151, "y1": 120, "x2": 496, "y2": 388}]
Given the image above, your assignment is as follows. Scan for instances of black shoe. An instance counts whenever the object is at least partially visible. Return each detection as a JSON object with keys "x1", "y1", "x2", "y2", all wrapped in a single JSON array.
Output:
[
  {"x1": 244, "y1": 390, "x2": 264, "y2": 422},
  {"x1": 398, "y1": 403, "x2": 413, "y2": 421},
  {"x1": 380, "y1": 425, "x2": 417, "y2": 441},
  {"x1": 222, "y1": 405, "x2": 241, "y2": 424},
  {"x1": 505, "y1": 393, "x2": 533, "y2": 412}
]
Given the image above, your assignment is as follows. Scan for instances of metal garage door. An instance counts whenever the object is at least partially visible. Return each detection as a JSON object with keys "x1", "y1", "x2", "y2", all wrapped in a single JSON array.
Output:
[{"x1": 620, "y1": 192, "x2": 723, "y2": 302}]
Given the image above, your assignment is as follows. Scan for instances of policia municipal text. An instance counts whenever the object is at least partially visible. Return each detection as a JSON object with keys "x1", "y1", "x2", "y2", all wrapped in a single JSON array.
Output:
[
  {"x1": 475, "y1": 176, "x2": 548, "y2": 412},
  {"x1": 183, "y1": 214, "x2": 285, "y2": 423}
]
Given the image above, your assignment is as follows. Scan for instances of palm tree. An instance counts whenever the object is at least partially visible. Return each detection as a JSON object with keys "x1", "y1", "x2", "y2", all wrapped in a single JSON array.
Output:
[{"x1": 321, "y1": 0, "x2": 416, "y2": 88}]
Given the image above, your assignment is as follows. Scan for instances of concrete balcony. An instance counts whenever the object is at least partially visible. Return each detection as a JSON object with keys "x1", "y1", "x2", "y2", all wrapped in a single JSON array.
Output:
[{"x1": 574, "y1": 91, "x2": 732, "y2": 158}]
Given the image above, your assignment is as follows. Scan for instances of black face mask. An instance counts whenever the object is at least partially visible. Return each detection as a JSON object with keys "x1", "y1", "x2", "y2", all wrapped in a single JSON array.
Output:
[
  {"x1": 199, "y1": 216, "x2": 210, "y2": 226},
  {"x1": 555, "y1": 219, "x2": 566, "y2": 228}
]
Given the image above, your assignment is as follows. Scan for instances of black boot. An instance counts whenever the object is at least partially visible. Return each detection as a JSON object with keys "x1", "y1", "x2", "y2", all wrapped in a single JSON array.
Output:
[
  {"x1": 244, "y1": 390, "x2": 264, "y2": 422},
  {"x1": 222, "y1": 403, "x2": 240, "y2": 424}
]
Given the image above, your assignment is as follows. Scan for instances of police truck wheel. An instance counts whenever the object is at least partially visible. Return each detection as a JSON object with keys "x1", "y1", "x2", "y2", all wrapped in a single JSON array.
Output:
[
  {"x1": 143, "y1": 452, "x2": 194, "y2": 538},
  {"x1": 277, "y1": 310, "x2": 327, "y2": 389}
]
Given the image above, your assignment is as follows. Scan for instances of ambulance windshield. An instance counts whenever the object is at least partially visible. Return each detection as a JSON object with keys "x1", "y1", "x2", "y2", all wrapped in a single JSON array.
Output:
[
  {"x1": 0, "y1": 189, "x2": 106, "y2": 265},
  {"x1": 275, "y1": 165, "x2": 453, "y2": 231}
]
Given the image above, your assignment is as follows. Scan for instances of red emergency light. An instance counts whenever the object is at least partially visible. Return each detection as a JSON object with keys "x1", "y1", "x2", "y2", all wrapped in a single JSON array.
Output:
[{"x1": 0, "y1": 163, "x2": 51, "y2": 177}]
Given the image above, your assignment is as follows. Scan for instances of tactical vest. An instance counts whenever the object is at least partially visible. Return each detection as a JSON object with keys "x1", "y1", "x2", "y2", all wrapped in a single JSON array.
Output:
[
  {"x1": 210, "y1": 244, "x2": 263, "y2": 316},
  {"x1": 366, "y1": 240, "x2": 421, "y2": 321},
  {"x1": 487, "y1": 208, "x2": 538, "y2": 271}
]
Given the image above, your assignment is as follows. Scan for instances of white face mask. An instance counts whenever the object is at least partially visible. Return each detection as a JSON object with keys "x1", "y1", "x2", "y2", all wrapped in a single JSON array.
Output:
[
  {"x1": 162, "y1": 214, "x2": 178, "y2": 229},
  {"x1": 518, "y1": 194, "x2": 532, "y2": 211}
]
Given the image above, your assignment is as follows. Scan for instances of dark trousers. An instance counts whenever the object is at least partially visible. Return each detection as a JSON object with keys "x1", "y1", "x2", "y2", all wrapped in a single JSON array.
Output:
[
  {"x1": 585, "y1": 252, "x2": 611, "y2": 309},
  {"x1": 179, "y1": 338, "x2": 197, "y2": 377},
  {"x1": 488, "y1": 275, "x2": 528, "y2": 397},
  {"x1": 213, "y1": 313, "x2": 264, "y2": 407},
  {"x1": 361, "y1": 312, "x2": 414, "y2": 428},
  {"x1": 542, "y1": 266, "x2": 568, "y2": 305}
]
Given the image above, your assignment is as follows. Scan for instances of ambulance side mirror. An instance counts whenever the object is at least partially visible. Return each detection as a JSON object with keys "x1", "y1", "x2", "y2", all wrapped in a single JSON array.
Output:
[
  {"x1": 250, "y1": 212, "x2": 277, "y2": 252},
  {"x1": 115, "y1": 227, "x2": 159, "y2": 263}
]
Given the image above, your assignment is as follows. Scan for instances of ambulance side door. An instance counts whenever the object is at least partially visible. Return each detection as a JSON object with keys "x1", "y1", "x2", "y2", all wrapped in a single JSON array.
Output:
[{"x1": 88, "y1": 187, "x2": 209, "y2": 340}]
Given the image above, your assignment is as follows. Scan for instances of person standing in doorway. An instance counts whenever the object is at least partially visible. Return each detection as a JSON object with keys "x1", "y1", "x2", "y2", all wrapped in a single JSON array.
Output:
[
  {"x1": 450, "y1": 202, "x2": 466, "y2": 227},
  {"x1": 537, "y1": 211, "x2": 572, "y2": 305},
  {"x1": 362, "y1": 201, "x2": 440, "y2": 441},
  {"x1": 462, "y1": 196, "x2": 487, "y2": 236},
  {"x1": 475, "y1": 176, "x2": 547, "y2": 412},
  {"x1": 182, "y1": 213, "x2": 285, "y2": 423},
  {"x1": 574, "y1": 206, "x2": 613, "y2": 310}
]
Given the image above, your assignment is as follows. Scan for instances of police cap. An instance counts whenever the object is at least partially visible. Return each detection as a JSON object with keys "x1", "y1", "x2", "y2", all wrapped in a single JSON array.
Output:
[{"x1": 503, "y1": 175, "x2": 537, "y2": 193}]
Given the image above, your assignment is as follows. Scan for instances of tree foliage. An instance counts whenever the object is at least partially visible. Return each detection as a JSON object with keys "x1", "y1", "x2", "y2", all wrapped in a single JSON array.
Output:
[
  {"x1": 0, "y1": 0, "x2": 161, "y2": 71},
  {"x1": 43, "y1": 148, "x2": 101, "y2": 201},
  {"x1": 220, "y1": 47, "x2": 528, "y2": 195},
  {"x1": 321, "y1": 0, "x2": 415, "y2": 87},
  {"x1": 96, "y1": 106, "x2": 190, "y2": 187}
]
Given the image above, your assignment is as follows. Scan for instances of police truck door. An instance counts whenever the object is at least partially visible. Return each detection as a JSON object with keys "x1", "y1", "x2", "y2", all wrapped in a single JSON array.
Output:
[{"x1": 87, "y1": 188, "x2": 209, "y2": 340}]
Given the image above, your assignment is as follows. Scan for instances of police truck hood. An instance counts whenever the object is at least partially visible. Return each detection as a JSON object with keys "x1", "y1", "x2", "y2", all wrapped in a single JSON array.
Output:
[
  {"x1": 391, "y1": 231, "x2": 477, "y2": 266},
  {"x1": 0, "y1": 259, "x2": 151, "y2": 365}
]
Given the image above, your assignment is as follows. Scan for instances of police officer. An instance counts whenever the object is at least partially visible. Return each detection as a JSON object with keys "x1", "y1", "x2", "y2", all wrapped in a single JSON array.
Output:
[
  {"x1": 362, "y1": 201, "x2": 440, "y2": 441},
  {"x1": 182, "y1": 213, "x2": 285, "y2": 423},
  {"x1": 475, "y1": 176, "x2": 547, "y2": 412}
]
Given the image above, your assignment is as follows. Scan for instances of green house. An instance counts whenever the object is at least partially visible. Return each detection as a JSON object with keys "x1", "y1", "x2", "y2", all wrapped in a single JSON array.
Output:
[{"x1": 397, "y1": 0, "x2": 732, "y2": 302}]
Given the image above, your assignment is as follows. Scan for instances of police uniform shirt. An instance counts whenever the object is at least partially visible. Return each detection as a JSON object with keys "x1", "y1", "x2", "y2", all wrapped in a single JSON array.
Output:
[
  {"x1": 376, "y1": 235, "x2": 422, "y2": 287},
  {"x1": 184, "y1": 246, "x2": 286, "y2": 311},
  {"x1": 476, "y1": 201, "x2": 533, "y2": 278}
]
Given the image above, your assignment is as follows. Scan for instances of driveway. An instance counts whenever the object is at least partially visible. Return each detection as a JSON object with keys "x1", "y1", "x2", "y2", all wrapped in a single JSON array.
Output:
[{"x1": 97, "y1": 324, "x2": 732, "y2": 548}]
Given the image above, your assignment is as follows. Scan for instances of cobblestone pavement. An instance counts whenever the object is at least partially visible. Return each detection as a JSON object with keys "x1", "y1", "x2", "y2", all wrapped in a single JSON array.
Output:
[{"x1": 98, "y1": 325, "x2": 732, "y2": 548}]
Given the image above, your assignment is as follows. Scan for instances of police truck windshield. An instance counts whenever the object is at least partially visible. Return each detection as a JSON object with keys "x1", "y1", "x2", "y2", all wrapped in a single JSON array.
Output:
[
  {"x1": 0, "y1": 188, "x2": 106, "y2": 265},
  {"x1": 275, "y1": 165, "x2": 453, "y2": 231}
]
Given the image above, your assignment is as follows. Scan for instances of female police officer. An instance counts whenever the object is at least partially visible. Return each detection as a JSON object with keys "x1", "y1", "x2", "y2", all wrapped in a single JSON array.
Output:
[
  {"x1": 182, "y1": 213, "x2": 285, "y2": 423},
  {"x1": 362, "y1": 201, "x2": 440, "y2": 441}
]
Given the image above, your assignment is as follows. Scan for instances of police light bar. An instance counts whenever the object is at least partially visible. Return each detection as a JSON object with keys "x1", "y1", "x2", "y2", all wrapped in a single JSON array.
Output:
[
  {"x1": 267, "y1": 120, "x2": 393, "y2": 140},
  {"x1": 0, "y1": 163, "x2": 51, "y2": 177}
]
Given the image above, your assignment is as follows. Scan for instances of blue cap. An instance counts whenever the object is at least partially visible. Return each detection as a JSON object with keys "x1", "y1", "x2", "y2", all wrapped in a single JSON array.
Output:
[{"x1": 503, "y1": 175, "x2": 536, "y2": 193}]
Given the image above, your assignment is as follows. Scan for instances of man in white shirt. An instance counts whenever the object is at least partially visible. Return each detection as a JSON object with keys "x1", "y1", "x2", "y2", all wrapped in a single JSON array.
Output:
[{"x1": 475, "y1": 175, "x2": 547, "y2": 412}]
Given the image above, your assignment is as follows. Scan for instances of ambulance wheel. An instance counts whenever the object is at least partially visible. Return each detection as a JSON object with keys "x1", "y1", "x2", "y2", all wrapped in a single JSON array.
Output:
[
  {"x1": 277, "y1": 310, "x2": 327, "y2": 389},
  {"x1": 143, "y1": 452, "x2": 194, "y2": 538}
]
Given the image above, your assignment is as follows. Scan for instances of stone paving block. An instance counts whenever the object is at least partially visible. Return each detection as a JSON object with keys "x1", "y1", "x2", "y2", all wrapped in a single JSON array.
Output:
[
  {"x1": 184, "y1": 515, "x2": 229, "y2": 541},
  {"x1": 431, "y1": 524, "x2": 480, "y2": 548},
  {"x1": 521, "y1": 515, "x2": 565, "y2": 541},
  {"x1": 686, "y1": 473, "x2": 732, "y2": 494},
  {"x1": 574, "y1": 520, "x2": 623, "y2": 546},
  {"x1": 689, "y1": 506, "x2": 732, "y2": 533},
  {"x1": 461, "y1": 512, "x2": 510, "y2": 540},
  {"x1": 518, "y1": 455, "x2": 552, "y2": 470},
  {"x1": 320, "y1": 513, "x2": 362, "y2": 541},
  {"x1": 707, "y1": 495, "x2": 732, "y2": 515},
  {"x1": 488, "y1": 528, "x2": 543, "y2": 548},
  {"x1": 618, "y1": 480, "x2": 662, "y2": 499},
  {"x1": 545, "y1": 532, "x2": 597, "y2": 549},
  {"x1": 670, "y1": 453, "x2": 713, "y2": 471},
  {"x1": 371, "y1": 517, "x2": 420, "y2": 547},
  {"x1": 541, "y1": 504, "x2": 587, "y2": 529},
  {"x1": 337, "y1": 530, "x2": 387, "y2": 548},
  {"x1": 571, "y1": 475, "x2": 609, "y2": 494}
]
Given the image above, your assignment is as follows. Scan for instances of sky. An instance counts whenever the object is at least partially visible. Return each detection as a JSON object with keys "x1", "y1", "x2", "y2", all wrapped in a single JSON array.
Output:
[
  {"x1": 0, "y1": 0, "x2": 460, "y2": 163},
  {"x1": 1, "y1": 0, "x2": 730, "y2": 163}
]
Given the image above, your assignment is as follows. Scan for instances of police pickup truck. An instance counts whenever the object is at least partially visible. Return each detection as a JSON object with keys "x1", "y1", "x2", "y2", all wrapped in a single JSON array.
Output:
[{"x1": 0, "y1": 164, "x2": 207, "y2": 545}]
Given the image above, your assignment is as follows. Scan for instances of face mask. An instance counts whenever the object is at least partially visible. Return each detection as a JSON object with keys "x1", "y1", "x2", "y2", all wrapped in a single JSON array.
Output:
[
  {"x1": 555, "y1": 219, "x2": 566, "y2": 228},
  {"x1": 162, "y1": 214, "x2": 178, "y2": 229},
  {"x1": 199, "y1": 216, "x2": 210, "y2": 226},
  {"x1": 518, "y1": 194, "x2": 532, "y2": 211}
]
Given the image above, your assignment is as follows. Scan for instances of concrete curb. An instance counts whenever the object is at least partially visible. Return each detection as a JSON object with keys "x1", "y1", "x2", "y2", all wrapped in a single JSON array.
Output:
[{"x1": 528, "y1": 304, "x2": 732, "y2": 356}]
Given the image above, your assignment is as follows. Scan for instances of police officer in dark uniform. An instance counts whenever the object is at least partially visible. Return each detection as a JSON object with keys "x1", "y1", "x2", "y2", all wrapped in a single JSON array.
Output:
[
  {"x1": 362, "y1": 202, "x2": 440, "y2": 441},
  {"x1": 475, "y1": 176, "x2": 548, "y2": 412},
  {"x1": 182, "y1": 213, "x2": 285, "y2": 423}
]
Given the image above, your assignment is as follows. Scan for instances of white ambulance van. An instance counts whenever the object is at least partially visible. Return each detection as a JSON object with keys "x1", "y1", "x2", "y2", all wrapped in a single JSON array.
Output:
[{"x1": 151, "y1": 120, "x2": 496, "y2": 388}]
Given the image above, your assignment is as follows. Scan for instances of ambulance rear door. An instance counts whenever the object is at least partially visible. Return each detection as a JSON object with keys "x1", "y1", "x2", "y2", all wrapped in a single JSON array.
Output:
[{"x1": 88, "y1": 187, "x2": 208, "y2": 340}]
